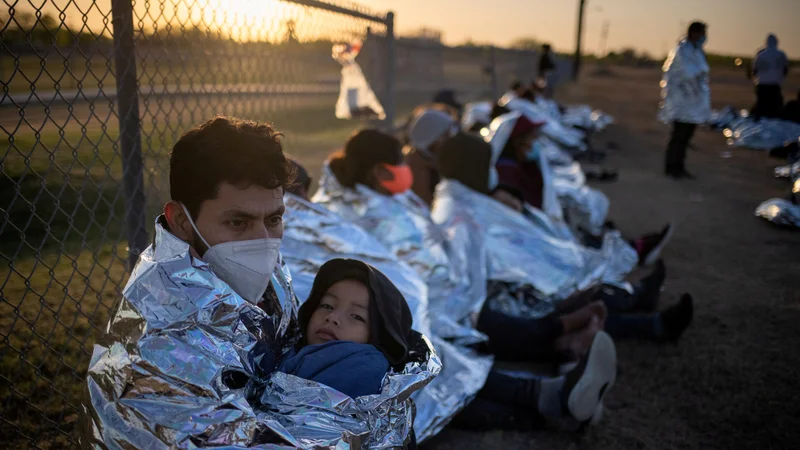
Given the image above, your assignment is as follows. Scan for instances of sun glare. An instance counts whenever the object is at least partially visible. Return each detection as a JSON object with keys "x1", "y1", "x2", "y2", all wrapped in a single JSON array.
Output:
[{"x1": 135, "y1": 0, "x2": 325, "y2": 43}]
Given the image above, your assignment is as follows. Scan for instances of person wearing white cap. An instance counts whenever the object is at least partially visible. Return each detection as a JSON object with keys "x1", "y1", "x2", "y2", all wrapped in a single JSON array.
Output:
[{"x1": 404, "y1": 108, "x2": 458, "y2": 204}]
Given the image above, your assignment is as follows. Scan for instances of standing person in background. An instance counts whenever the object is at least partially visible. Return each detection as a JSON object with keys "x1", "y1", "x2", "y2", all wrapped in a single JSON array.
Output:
[
  {"x1": 659, "y1": 21, "x2": 711, "y2": 180},
  {"x1": 751, "y1": 34, "x2": 790, "y2": 120},
  {"x1": 538, "y1": 44, "x2": 557, "y2": 98}
]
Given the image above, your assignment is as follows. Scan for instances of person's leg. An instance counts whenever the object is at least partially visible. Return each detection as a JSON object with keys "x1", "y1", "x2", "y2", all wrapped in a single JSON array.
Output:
[
  {"x1": 476, "y1": 304, "x2": 563, "y2": 362},
  {"x1": 768, "y1": 86, "x2": 784, "y2": 118},
  {"x1": 604, "y1": 294, "x2": 694, "y2": 342},
  {"x1": 597, "y1": 261, "x2": 666, "y2": 313},
  {"x1": 450, "y1": 396, "x2": 544, "y2": 431},
  {"x1": 473, "y1": 331, "x2": 618, "y2": 425},
  {"x1": 676, "y1": 123, "x2": 696, "y2": 174},
  {"x1": 665, "y1": 121, "x2": 683, "y2": 175},
  {"x1": 753, "y1": 85, "x2": 764, "y2": 121}
]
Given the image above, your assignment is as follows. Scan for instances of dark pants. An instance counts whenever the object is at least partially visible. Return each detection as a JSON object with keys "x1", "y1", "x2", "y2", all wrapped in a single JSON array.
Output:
[
  {"x1": 665, "y1": 122, "x2": 697, "y2": 174},
  {"x1": 752, "y1": 84, "x2": 784, "y2": 120},
  {"x1": 452, "y1": 371, "x2": 547, "y2": 431},
  {"x1": 476, "y1": 303, "x2": 563, "y2": 362},
  {"x1": 596, "y1": 285, "x2": 663, "y2": 341}
]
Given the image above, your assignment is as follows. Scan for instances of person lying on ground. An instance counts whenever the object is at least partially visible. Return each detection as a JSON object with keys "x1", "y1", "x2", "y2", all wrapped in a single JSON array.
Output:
[
  {"x1": 493, "y1": 113, "x2": 673, "y2": 267},
  {"x1": 436, "y1": 132, "x2": 694, "y2": 344}
]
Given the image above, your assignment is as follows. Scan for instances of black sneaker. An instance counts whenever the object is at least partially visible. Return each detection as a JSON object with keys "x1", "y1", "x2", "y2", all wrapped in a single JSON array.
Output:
[
  {"x1": 561, "y1": 331, "x2": 618, "y2": 422},
  {"x1": 636, "y1": 223, "x2": 674, "y2": 267},
  {"x1": 659, "y1": 294, "x2": 694, "y2": 343}
]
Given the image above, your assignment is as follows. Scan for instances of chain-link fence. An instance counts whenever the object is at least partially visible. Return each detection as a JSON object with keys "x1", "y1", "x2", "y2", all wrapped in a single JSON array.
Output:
[
  {"x1": 0, "y1": 1, "x2": 392, "y2": 447},
  {"x1": 0, "y1": 1, "x2": 555, "y2": 447}
]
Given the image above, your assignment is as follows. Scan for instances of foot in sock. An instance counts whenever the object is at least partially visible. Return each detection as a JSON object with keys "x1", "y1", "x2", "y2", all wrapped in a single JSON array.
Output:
[
  {"x1": 635, "y1": 260, "x2": 666, "y2": 311},
  {"x1": 658, "y1": 294, "x2": 694, "y2": 343},
  {"x1": 561, "y1": 331, "x2": 617, "y2": 422}
]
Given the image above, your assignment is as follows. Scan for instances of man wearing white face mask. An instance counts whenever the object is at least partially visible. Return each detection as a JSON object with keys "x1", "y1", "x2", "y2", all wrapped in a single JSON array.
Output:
[
  {"x1": 163, "y1": 117, "x2": 293, "y2": 309},
  {"x1": 80, "y1": 116, "x2": 301, "y2": 447}
]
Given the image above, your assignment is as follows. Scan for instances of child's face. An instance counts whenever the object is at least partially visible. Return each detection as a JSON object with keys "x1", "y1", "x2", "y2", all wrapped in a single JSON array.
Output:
[{"x1": 306, "y1": 279, "x2": 370, "y2": 345}]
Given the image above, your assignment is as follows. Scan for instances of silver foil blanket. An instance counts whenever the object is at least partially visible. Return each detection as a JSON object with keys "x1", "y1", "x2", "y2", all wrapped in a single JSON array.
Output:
[
  {"x1": 80, "y1": 218, "x2": 439, "y2": 449},
  {"x1": 755, "y1": 198, "x2": 800, "y2": 228},
  {"x1": 561, "y1": 105, "x2": 614, "y2": 132},
  {"x1": 284, "y1": 192, "x2": 492, "y2": 442},
  {"x1": 723, "y1": 117, "x2": 800, "y2": 150},
  {"x1": 431, "y1": 179, "x2": 636, "y2": 319},
  {"x1": 658, "y1": 39, "x2": 711, "y2": 125}
]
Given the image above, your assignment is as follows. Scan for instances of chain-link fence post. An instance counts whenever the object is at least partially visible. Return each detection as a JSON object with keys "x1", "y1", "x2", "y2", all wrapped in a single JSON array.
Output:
[
  {"x1": 111, "y1": 0, "x2": 148, "y2": 269},
  {"x1": 384, "y1": 11, "x2": 396, "y2": 129}
]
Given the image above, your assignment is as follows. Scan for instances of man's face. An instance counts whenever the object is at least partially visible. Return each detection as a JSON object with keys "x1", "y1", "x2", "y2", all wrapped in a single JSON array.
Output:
[
  {"x1": 306, "y1": 279, "x2": 371, "y2": 345},
  {"x1": 166, "y1": 182, "x2": 285, "y2": 256}
]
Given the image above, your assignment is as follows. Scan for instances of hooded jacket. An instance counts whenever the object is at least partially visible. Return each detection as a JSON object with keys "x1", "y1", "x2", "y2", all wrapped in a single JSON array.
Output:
[
  {"x1": 298, "y1": 258, "x2": 414, "y2": 366},
  {"x1": 753, "y1": 34, "x2": 789, "y2": 86}
]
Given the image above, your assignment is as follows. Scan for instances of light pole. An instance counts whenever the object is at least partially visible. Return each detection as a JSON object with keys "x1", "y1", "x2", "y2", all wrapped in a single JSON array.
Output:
[{"x1": 573, "y1": 0, "x2": 587, "y2": 80}]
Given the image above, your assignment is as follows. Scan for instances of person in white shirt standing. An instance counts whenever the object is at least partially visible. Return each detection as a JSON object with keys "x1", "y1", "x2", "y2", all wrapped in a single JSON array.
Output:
[
  {"x1": 752, "y1": 34, "x2": 790, "y2": 120},
  {"x1": 660, "y1": 22, "x2": 711, "y2": 180}
]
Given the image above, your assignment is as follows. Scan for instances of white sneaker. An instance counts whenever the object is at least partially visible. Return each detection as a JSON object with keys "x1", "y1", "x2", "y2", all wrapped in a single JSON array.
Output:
[{"x1": 561, "y1": 331, "x2": 617, "y2": 422}]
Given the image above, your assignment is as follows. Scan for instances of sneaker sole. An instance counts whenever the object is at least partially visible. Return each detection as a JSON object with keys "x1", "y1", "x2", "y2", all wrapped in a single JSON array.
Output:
[
  {"x1": 644, "y1": 223, "x2": 675, "y2": 267},
  {"x1": 566, "y1": 331, "x2": 617, "y2": 421}
]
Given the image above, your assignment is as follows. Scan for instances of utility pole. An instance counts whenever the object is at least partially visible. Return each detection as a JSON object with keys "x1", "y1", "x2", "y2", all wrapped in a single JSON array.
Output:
[
  {"x1": 598, "y1": 19, "x2": 610, "y2": 58},
  {"x1": 573, "y1": 0, "x2": 587, "y2": 80}
]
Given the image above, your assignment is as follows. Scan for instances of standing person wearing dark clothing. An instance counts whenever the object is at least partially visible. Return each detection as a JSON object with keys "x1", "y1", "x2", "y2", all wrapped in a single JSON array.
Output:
[
  {"x1": 659, "y1": 22, "x2": 711, "y2": 179},
  {"x1": 538, "y1": 44, "x2": 557, "y2": 98},
  {"x1": 752, "y1": 34, "x2": 790, "y2": 120}
]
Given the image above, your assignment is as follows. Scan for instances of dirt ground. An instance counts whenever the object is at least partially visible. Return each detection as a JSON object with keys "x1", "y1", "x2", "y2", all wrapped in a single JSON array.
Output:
[{"x1": 423, "y1": 66, "x2": 800, "y2": 449}]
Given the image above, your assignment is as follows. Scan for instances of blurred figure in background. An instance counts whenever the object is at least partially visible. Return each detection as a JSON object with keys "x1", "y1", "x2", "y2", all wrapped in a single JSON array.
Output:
[
  {"x1": 660, "y1": 21, "x2": 710, "y2": 180},
  {"x1": 404, "y1": 108, "x2": 458, "y2": 204},
  {"x1": 751, "y1": 34, "x2": 790, "y2": 120},
  {"x1": 432, "y1": 89, "x2": 463, "y2": 118},
  {"x1": 538, "y1": 44, "x2": 558, "y2": 98}
]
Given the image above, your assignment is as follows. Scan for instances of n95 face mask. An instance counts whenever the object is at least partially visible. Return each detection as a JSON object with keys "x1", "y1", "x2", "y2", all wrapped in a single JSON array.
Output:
[{"x1": 181, "y1": 204, "x2": 281, "y2": 304}]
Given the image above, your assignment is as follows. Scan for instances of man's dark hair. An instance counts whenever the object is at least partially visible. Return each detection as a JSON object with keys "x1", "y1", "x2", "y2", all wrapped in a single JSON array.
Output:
[
  {"x1": 509, "y1": 80, "x2": 523, "y2": 91},
  {"x1": 170, "y1": 116, "x2": 293, "y2": 218},
  {"x1": 287, "y1": 158, "x2": 311, "y2": 196},
  {"x1": 688, "y1": 21, "x2": 706, "y2": 36}
]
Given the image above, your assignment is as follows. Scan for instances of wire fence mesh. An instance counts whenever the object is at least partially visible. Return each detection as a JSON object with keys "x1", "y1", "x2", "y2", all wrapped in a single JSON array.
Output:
[{"x1": 0, "y1": 0, "x2": 545, "y2": 447}]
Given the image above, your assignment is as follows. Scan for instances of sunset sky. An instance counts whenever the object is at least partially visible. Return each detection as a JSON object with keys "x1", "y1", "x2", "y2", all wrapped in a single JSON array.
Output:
[
  {"x1": 370, "y1": 0, "x2": 800, "y2": 58},
  {"x1": 20, "y1": 0, "x2": 800, "y2": 59}
]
